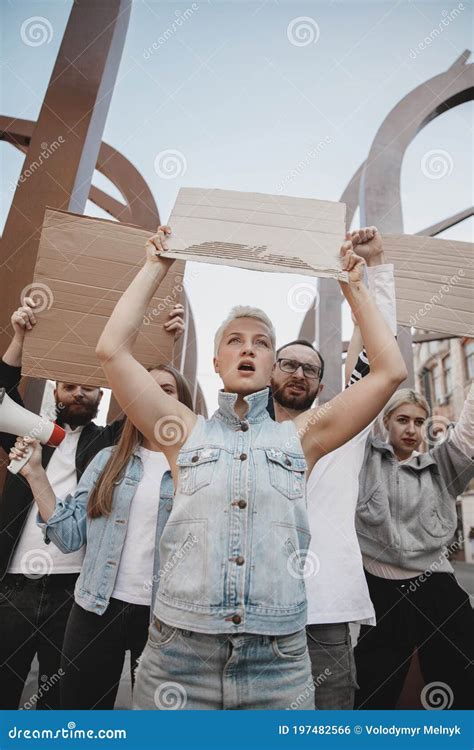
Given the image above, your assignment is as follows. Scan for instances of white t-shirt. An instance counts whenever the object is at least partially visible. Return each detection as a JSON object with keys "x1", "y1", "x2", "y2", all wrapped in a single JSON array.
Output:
[
  {"x1": 306, "y1": 424, "x2": 376, "y2": 625},
  {"x1": 111, "y1": 447, "x2": 169, "y2": 606},
  {"x1": 305, "y1": 264, "x2": 397, "y2": 626},
  {"x1": 9, "y1": 425, "x2": 86, "y2": 575}
]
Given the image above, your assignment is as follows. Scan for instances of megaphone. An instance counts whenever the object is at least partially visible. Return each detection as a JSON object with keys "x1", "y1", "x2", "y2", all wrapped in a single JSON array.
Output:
[{"x1": 0, "y1": 388, "x2": 65, "y2": 474}]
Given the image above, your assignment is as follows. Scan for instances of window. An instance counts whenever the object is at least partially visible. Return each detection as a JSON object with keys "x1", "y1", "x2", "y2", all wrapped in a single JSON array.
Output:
[
  {"x1": 431, "y1": 362, "x2": 443, "y2": 403},
  {"x1": 443, "y1": 354, "x2": 452, "y2": 397},
  {"x1": 464, "y1": 340, "x2": 474, "y2": 381},
  {"x1": 420, "y1": 368, "x2": 432, "y2": 408}
]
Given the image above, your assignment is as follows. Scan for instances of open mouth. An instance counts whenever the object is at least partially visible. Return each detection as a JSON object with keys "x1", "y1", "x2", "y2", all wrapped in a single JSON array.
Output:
[{"x1": 238, "y1": 361, "x2": 255, "y2": 373}]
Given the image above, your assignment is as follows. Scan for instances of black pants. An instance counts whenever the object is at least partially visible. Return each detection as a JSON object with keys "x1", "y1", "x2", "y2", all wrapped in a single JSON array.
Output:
[
  {"x1": 61, "y1": 598, "x2": 150, "y2": 709},
  {"x1": 354, "y1": 571, "x2": 474, "y2": 709},
  {"x1": 0, "y1": 572, "x2": 78, "y2": 709}
]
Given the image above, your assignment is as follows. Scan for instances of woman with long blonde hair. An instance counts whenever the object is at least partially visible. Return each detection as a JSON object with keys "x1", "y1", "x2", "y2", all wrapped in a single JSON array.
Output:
[{"x1": 11, "y1": 364, "x2": 193, "y2": 709}]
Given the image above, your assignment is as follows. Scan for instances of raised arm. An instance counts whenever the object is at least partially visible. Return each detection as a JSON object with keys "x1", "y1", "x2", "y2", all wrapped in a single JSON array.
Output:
[
  {"x1": 345, "y1": 227, "x2": 396, "y2": 386},
  {"x1": 449, "y1": 382, "x2": 474, "y2": 459},
  {"x1": 2, "y1": 297, "x2": 37, "y2": 369},
  {"x1": 296, "y1": 236, "x2": 407, "y2": 472},
  {"x1": 95, "y1": 226, "x2": 196, "y2": 460},
  {"x1": 433, "y1": 382, "x2": 474, "y2": 499}
]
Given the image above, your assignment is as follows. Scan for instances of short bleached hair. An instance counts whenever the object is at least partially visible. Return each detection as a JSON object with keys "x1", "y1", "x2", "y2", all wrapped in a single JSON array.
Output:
[{"x1": 214, "y1": 306, "x2": 276, "y2": 356}]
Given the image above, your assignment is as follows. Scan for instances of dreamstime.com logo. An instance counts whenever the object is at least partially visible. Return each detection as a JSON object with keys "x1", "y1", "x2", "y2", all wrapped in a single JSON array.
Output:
[
  {"x1": 10, "y1": 139, "x2": 65, "y2": 191},
  {"x1": 154, "y1": 149, "x2": 187, "y2": 179},
  {"x1": 421, "y1": 681, "x2": 454, "y2": 710},
  {"x1": 144, "y1": 274, "x2": 186, "y2": 325},
  {"x1": 143, "y1": 4, "x2": 199, "y2": 59},
  {"x1": 276, "y1": 138, "x2": 333, "y2": 193},
  {"x1": 421, "y1": 149, "x2": 453, "y2": 180},
  {"x1": 21, "y1": 669, "x2": 64, "y2": 710},
  {"x1": 154, "y1": 681, "x2": 188, "y2": 709},
  {"x1": 20, "y1": 282, "x2": 54, "y2": 313},
  {"x1": 408, "y1": 269, "x2": 464, "y2": 327},
  {"x1": 143, "y1": 533, "x2": 198, "y2": 593},
  {"x1": 287, "y1": 281, "x2": 320, "y2": 313},
  {"x1": 421, "y1": 414, "x2": 453, "y2": 447},
  {"x1": 405, "y1": 537, "x2": 463, "y2": 594},
  {"x1": 8, "y1": 722, "x2": 127, "y2": 740},
  {"x1": 284, "y1": 399, "x2": 332, "y2": 453},
  {"x1": 21, "y1": 549, "x2": 53, "y2": 579},
  {"x1": 287, "y1": 16, "x2": 320, "y2": 47},
  {"x1": 20, "y1": 16, "x2": 53, "y2": 46},
  {"x1": 409, "y1": 4, "x2": 465, "y2": 59},
  {"x1": 287, "y1": 670, "x2": 331, "y2": 710},
  {"x1": 154, "y1": 415, "x2": 188, "y2": 446},
  {"x1": 287, "y1": 549, "x2": 320, "y2": 580}
]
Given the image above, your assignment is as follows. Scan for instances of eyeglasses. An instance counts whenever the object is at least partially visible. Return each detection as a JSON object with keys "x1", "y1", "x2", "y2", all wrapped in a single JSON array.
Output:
[{"x1": 277, "y1": 358, "x2": 322, "y2": 380}]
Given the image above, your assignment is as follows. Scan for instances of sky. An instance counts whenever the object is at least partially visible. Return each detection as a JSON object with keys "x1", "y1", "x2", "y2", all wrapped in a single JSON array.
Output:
[{"x1": 1, "y1": 0, "x2": 472, "y2": 419}]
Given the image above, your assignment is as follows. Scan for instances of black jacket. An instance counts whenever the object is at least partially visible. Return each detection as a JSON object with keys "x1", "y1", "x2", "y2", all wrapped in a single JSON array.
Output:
[{"x1": 0, "y1": 360, "x2": 123, "y2": 579}]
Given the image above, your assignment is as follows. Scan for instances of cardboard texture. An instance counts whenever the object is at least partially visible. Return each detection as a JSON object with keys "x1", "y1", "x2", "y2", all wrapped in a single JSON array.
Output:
[
  {"x1": 22, "y1": 209, "x2": 185, "y2": 387},
  {"x1": 383, "y1": 234, "x2": 473, "y2": 338},
  {"x1": 165, "y1": 187, "x2": 349, "y2": 281},
  {"x1": 22, "y1": 205, "x2": 473, "y2": 389}
]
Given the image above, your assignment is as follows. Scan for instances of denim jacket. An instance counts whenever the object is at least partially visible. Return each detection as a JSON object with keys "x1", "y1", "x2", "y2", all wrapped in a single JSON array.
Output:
[
  {"x1": 154, "y1": 388, "x2": 311, "y2": 636},
  {"x1": 37, "y1": 446, "x2": 173, "y2": 618}
]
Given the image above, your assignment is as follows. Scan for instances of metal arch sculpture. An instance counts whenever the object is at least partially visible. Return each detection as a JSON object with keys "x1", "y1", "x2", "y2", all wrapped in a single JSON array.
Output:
[
  {"x1": 0, "y1": 116, "x2": 158, "y2": 230},
  {"x1": 0, "y1": 0, "x2": 204, "y2": 417},
  {"x1": 0, "y1": 116, "x2": 200, "y2": 412},
  {"x1": 299, "y1": 50, "x2": 473, "y2": 398},
  {"x1": 361, "y1": 50, "x2": 473, "y2": 233},
  {"x1": 1, "y1": 118, "x2": 204, "y2": 418}
]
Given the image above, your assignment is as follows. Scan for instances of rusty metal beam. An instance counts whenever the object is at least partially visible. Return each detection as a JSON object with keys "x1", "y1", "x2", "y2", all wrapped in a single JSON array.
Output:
[{"x1": 0, "y1": 0, "x2": 132, "y2": 371}]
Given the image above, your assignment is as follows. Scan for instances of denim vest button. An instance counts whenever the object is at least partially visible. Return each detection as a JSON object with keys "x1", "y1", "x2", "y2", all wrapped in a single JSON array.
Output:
[
  {"x1": 235, "y1": 556, "x2": 245, "y2": 566},
  {"x1": 285, "y1": 457, "x2": 292, "y2": 467},
  {"x1": 191, "y1": 455, "x2": 199, "y2": 463},
  {"x1": 237, "y1": 500, "x2": 247, "y2": 509},
  {"x1": 239, "y1": 453, "x2": 247, "y2": 461},
  {"x1": 240, "y1": 421, "x2": 249, "y2": 432},
  {"x1": 232, "y1": 614, "x2": 242, "y2": 624}
]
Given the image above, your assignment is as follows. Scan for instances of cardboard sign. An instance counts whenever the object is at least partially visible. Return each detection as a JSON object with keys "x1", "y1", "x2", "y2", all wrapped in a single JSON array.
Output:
[
  {"x1": 165, "y1": 187, "x2": 349, "y2": 281},
  {"x1": 383, "y1": 234, "x2": 473, "y2": 337},
  {"x1": 21, "y1": 209, "x2": 185, "y2": 387}
]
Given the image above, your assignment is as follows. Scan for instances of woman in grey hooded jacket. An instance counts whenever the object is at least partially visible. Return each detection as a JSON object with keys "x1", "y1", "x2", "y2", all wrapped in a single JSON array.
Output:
[{"x1": 354, "y1": 385, "x2": 474, "y2": 710}]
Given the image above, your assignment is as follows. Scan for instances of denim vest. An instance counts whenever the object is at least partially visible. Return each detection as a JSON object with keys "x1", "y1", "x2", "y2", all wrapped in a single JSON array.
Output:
[
  {"x1": 154, "y1": 388, "x2": 311, "y2": 635},
  {"x1": 38, "y1": 446, "x2": 174, "y2": 619}
]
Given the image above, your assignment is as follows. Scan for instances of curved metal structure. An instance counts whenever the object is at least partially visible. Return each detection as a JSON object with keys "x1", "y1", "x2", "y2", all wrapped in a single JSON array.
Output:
[
  {"x1": 0, "y1": 116, "x2": 201, "y2": 415},
  {"x1": 300, "y1": 50, "x2": 473, "y2": 398}
]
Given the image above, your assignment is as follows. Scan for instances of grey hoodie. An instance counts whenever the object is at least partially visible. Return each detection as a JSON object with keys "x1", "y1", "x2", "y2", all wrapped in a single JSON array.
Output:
[{"x1": 356, "y1": 432, "x2": 474, "y2": 571}]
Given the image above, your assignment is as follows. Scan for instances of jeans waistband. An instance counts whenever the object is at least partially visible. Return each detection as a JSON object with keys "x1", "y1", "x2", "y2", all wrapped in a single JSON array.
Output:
[{"x1": 154, "y1": 617, "x2": 303, "y2": 644}]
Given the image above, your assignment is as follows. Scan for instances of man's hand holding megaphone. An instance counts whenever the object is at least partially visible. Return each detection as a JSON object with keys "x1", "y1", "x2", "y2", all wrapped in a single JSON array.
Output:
[{"x1": 9, "y1": 436, "x2": 42, "y2": 478}]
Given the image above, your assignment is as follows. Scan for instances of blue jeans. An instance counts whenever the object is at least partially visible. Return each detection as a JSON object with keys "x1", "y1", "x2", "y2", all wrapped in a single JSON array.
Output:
[
  {"x1": 306, "y1": 623, "x2": 358, "y2": 710},
  {"x1": 134, "y1": 619, "x2": 314, "y2": 710}
]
